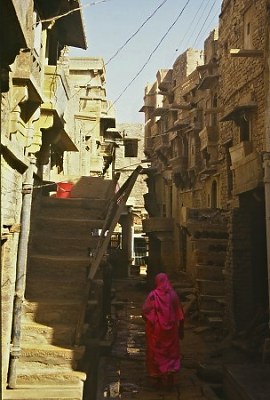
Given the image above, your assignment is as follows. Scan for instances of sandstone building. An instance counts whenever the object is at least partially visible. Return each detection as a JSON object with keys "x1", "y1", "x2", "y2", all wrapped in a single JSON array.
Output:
[
  {"x1": 140, "y1": 0, "x2": 270, "y2": 358},
  {"x1": 1, "y1": 1, "x2": 87, "y2": 394},
  {"x1": 113, "y1": 123, "x2": 148, "y2": 276},
  {"x1": 62, "y1": 57, "x2": 117, "y2": 179},
  {"x1": 1, "y1": 3, "x2": 145, "y2": 398}
]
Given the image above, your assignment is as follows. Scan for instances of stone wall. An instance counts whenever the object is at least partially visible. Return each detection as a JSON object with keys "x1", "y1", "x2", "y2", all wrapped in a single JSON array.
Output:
[
  {"x1": 173, "y1": 49, "x2": 204, "y2": 83},
  {"x1": 140, "y1": 0, "x2": 269, "y2": 336},
  {"x1": 1, "y1": 143, "x2": 25, "y2": 391},
  {"x1": 219, "y1": 0, "x2": 266, "y2": 153},
  {"x1": 219, "y1": 0, "x2": 268, "y2": 333}
]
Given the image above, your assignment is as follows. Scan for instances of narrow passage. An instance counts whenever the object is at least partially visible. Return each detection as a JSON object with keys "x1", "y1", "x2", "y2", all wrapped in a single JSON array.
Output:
[{"x1": 95, "y1": 274, "x2": 229, "y2": 400}]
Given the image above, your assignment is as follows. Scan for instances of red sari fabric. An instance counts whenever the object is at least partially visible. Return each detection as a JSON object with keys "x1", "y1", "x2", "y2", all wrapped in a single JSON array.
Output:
[{"x1": 142, "y1": 273, "x2": 184, "y2": 377}]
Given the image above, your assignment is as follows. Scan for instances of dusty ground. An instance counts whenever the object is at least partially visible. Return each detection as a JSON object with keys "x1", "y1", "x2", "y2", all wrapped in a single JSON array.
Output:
[{"x1": 95, "y1": 274, "x2": 250, "y2": 400}]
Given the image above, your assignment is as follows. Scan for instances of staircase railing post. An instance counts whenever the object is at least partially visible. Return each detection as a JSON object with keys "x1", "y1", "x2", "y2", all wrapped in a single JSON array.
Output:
[{"x1": 8, "y1": 156, "x2": 36, "y2": 389}]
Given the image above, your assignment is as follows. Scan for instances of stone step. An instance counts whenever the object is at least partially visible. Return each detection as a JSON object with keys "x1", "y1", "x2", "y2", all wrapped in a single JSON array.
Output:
[
  {"x1": 207, "y1": 316, "x2": 223, "y2": 328},
  {"x1": 192, "y1": 238, "x2": 228, "y2": 252},
  {"x1": 196, "y1": 264, "x2": 224, "y2": 281},
  {"x1": 223, "y1": 364, "x2": 270, "y2": 400},
  {"x1": 19, "y1": 344, "x2": 85, "y2": 369},
  {"x1": 31, "y1": 236, "x2": 100, "y2": 257},
  {"x1": 196, "y1": 279, "x2": 224, "y2": 296},
  {"x1": 25, "y1": 279, "x2": 88, "y2": 300},
  {"x1": 194, "y1": 251, "x2": 226, "y2": 266},
  {"x1": 68, "y1": 176, "x2": 115, "y2": 199},
  {"x1": 22, "y1": 300, "x2": 84, "y2": 325},
  {"x1": 16, "y1": 368, "x2": 86, "y2": 387},
  {"x1": 48, "y1": 176, "x2": 114, "y2": 199},
  {"x1": 42, "y1": 194, "x2": 110, "y2": 205},
  {"x1": 21, "y1": 322, "x2": 76, "y2": 346},
  {"x1": 199, "y1": 294, "x2": 225, "y2": 311},
  {"x1": 39, "y1": 197, "x2": 109, "y2": 219},
  {"x1": 199, "y1": 309, "x2": 223, "y2": 318},
  {"x1": 3, "y1": 383, "x2": 84, "y2": 400},
  {"x1": 34, "y1": 216, "x2": 104, "y2": 236},
  {"x1": 27, "y1": 254, "x2": 90, "y2": 279}
]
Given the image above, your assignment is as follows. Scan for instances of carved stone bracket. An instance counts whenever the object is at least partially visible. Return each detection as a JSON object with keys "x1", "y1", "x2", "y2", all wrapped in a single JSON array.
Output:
[
  {"x1": 28, "y1": 111, "x2": 54, "y2": 154},
  {"x1": 9, "y1": 85, "x2": 29, "y2": 134}
]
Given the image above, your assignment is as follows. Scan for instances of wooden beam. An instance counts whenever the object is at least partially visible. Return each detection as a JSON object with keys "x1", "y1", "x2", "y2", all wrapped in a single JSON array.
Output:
[
  {"x1": 230, "y1": 49, "x2": 264, "y2": 57},
  {"x1": 88, "y1": 166, "x2": 143, "y2": 280}
]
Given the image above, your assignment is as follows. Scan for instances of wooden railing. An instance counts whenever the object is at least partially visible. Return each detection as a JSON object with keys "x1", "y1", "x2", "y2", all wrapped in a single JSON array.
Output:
[
  {"x1": 88, "y1": 165, "x2": 143, "y2": 280},
  {"x1": 75, "y1": 166, "x2": 143, "y2": 344}
]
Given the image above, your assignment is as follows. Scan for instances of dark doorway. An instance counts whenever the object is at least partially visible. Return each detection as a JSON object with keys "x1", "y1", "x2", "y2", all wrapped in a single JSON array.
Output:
[{"x1": 240, "y1": 189, "x2": 268, "y2": 314}]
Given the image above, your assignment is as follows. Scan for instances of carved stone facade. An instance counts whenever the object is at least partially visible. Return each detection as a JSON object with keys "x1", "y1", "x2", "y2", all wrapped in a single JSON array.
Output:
[
  {"x1": 60, "y1": 57, "x2": 117, "y2": 180},
  {"x1": 1, "y1": 0, "x2": 86, "y2": 391},
  {"x1": 140, "y1": 0, "x2": 270, "y2": 345},
  {"x1": 114, "y1": 123, "x2": 148, "y2": 274},
  {"x1": 218, "y1": 0, "x2": 269, "y2": 335}
]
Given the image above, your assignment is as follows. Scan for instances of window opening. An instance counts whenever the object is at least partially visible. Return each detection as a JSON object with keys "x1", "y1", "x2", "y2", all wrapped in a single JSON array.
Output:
[
  {"x1": 211, "y1": 180, "x2": 218, "y2": 208},
  {"x1": 239, "y1": 113, "x2": 250, "y2": 141},
  {"x1": 243, "y1": 6, "x2": 254, "y2": 49}
]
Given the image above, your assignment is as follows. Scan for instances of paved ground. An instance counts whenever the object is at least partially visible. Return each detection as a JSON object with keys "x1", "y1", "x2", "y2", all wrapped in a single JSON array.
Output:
[{"x1": 95, "y1": 275, "x2": 238, "y2": 400}]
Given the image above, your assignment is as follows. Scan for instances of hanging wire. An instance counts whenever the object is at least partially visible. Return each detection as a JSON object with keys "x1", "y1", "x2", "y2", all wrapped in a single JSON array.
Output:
[
  {"x1": 197, "y1": 8, "x2": 220, "y2": 42},
  {"x1": 68, "y1": 0, "x2": 170, "y2": 101},
  {"x1": 173, "y1": 0, "x2": 209, "y2": 58},
  {"x1": 105, "y1": 0, "x2": 169, "y2": 66},
  {"x1": 36, "y1": 0, "x2": 114, "y2": 26},
  {"x1": 192, "y1": 0, "x2": 218, "y2": 47},
  {"x1": 73, "y1": 0, "x2": 192, "y2": 139},
  {"x1": 111, "y1": 0, "x2": 192, "y2": 107}
]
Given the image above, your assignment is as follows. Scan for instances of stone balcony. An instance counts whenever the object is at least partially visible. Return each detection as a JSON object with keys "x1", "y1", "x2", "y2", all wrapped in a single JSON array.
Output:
[
  {"x1": 180, "y1": 207, "x2": 228, "y2": 232},
  {"x1": 231, "y1": 151, "x2": 264, "y2": 195},
  {"x1": 167, "y1": 118, "x2": 190, "y2": 132},
  {"x1": 99, "y1": 142, "x2": 115, "y2": 157},
  {"x1": 12, "y1": 49, "x2": 43, "y2": 105},
  {"x1": 229, "y1": 141, "x2": 252, "y2": 164},
  {"x1": 42, "y1": 65, "x2": 70, "y2": 124},
  {"x1": 153, "y1": 135, "x2": 169, "y2": 152},
  {"x1": 150, "y1": 122, "x2": 159, "y2": 136},
  {"x1": 199, "y1": 126, "x2": 218, "y2": 150},
  {"x1": 152, "y1": 105, "x2": 169, "y2": 117},
  {"x1": 157, "y1": 69, "x2": 173, "y2": 92},
  {"x1": 189, "y1": 118, "x2": 203, "y2": 132},
  {"x1": 144, "y1": 93, "x2": 157, "y2": 109},
  {"x1": 197, "y1": 74, "x2": 219, "y2": 90},
  {"x1": 79, "y1": 88, "x2": 106, "y2": 114},
  {"x1": 31, "y1": 65, "x2": 74, "y2": 158},
  {"x1": 188, "y1": 109, "x2": 203, "y2": 132},
  {"x1": 144, "y1": 135, "x2": 153, "y2": 158},
  {"x1": 169, "y1": 156, "x2": 188, "y2": 174}
]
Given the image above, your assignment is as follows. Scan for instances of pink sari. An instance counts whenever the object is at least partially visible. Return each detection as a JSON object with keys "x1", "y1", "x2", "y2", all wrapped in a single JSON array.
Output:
[{"x1": 142, "y1": 273, "x2": 184, "y2": 378}]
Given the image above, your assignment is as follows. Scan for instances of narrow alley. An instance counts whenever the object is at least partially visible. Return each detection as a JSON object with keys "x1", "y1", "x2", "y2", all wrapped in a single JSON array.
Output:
[
  {"x1": 93, "y1": 273, "x2": 249, "y2": 400},
  {"x1": 2, "y1": 1, "x2": 270, "y2": 399}
]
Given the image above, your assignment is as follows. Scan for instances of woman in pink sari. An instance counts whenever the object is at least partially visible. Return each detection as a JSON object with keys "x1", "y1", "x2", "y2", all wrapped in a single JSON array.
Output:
[{"x1": 142, "y1": 273, "x2": 184, "y2": 389}]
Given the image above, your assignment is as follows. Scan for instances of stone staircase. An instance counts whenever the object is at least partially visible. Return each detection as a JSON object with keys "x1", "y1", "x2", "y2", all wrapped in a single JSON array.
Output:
[
  {"x1": 182, "y1": 208, "x2": 228, "y2": 329},
  {"x1": 194, "y1": 232, "x2": 228, "y2": 328},
  {"x1": 3, "y1": 177, "x2": 115, "y2": 400}
]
